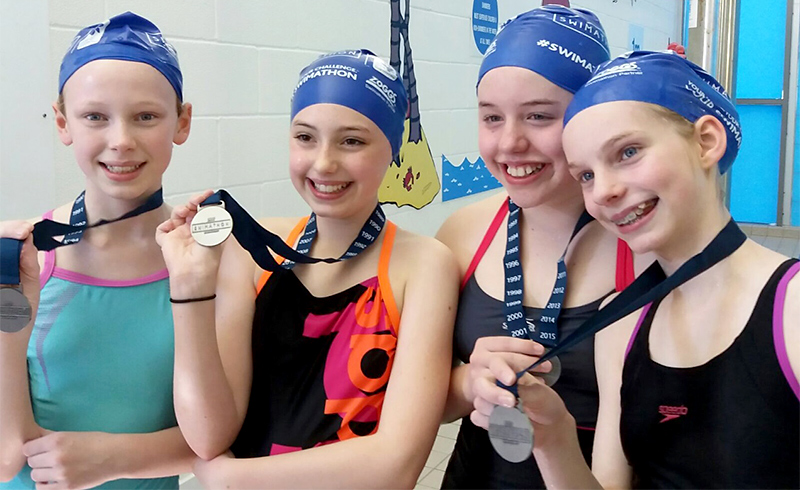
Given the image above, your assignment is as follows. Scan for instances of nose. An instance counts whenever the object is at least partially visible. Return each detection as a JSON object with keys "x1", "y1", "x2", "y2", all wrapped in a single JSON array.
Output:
[
  {"x1": 591, "y1": 168, "x2": 625, "y2": 206},
  {"x1": 108, "y1": 120, "x2": 136, "y2": 152},
  {"x1": 498, "y1": 120, "x2": 529, "y2": 154},
  {"x1": 312, "y1": 141, "x2": 339, "y2": 174}
]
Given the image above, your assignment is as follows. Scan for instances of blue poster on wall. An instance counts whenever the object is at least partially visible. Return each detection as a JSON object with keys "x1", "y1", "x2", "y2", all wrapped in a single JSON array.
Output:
[
  {"x1": 472, "y1": 0, "x2": 498, "y2": 54},
  {"x1": 442, "y1": 155, "x2": 502, "y2": 201}
]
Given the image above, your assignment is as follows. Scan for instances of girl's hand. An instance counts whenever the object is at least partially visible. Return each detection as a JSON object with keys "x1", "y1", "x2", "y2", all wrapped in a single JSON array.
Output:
[
  {"x1": 156, "y1": 190, "x2": 223, "y2": 298},
  {"x1": 24, "y1": 430, "x2": 118, "y2": 490},
  {"x1": 0, "y1": 221, "x2": 41, "y2": 313},
  {"x1": 467, "y1": 336, "x2": 551, "y2": 428},
  {"x1": 516, "y1": 375, "x2": 575, "y2": 449}
]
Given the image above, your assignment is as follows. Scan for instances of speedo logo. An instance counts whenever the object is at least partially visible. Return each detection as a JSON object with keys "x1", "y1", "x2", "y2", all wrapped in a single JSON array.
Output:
[
  {"x1": 365, "y1": 76, "x2": 397, "y2": 111},
  {"x1": 658, "y1": 405, "x2": 688, "y2": 423},
  {"x1": 536, "y1": 40, "x2": 596, "y2": 73},
  {"x1": 587, "y1": 61, "x2": 641, "y2": 85}
]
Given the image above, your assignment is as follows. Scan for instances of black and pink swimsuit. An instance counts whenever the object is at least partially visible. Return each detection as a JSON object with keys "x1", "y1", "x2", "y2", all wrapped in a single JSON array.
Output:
[{"x1": 621, "y1": 259, "x2": 800, "y2": 489}]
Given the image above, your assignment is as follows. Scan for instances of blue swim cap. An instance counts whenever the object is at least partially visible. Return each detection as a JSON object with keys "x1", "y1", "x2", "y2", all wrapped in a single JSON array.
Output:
[
  {"x1": 477, "y1": 6, "x2": 610, "y2": 93},
  {"x1": 59, "y1": 12, "x2": 183, "y2": 100},
  {"x1": 564, "y1": 51, "x2": 741, "y2": 174},
  {"x1": 291, "y1": 49, "x2": 408, "y2": 157}
]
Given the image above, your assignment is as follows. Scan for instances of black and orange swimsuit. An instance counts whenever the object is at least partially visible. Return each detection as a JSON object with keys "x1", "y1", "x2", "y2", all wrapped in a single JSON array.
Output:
[{"x1": 231, "y1": 218, "x2": 400, "y2": 457}]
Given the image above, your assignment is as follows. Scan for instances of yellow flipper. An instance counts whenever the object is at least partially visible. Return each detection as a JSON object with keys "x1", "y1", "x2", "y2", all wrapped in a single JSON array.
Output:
[{"x1": 379, "y1": 119, "x2": 441, "y2": 209}]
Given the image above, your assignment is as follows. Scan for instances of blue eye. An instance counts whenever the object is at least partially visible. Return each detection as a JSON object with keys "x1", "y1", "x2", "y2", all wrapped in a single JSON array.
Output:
[
  {"x1": 621, "y1": 146, "x2": 638, "y2": 160},
  {"x1": 579, "y1": 171, "x2": 594, "y2": 183},
  {"x1": 139, "y1": 113, "x2": 156, "y2": 121},
  {"x1": 85, "y1": 113, "x2": 104, "y2": 122}
]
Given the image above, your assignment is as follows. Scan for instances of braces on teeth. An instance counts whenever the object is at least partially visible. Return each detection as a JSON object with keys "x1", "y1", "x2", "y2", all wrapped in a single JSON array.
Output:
[{"x1": 616, "y1": 201, "x2": 655, "y2": 225}]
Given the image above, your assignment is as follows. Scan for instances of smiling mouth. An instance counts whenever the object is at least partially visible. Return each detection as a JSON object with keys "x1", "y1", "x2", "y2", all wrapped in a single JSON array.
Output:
[
  {"x1": 102, "y1": 162, "x2": 144, "y2": 174},
  {"x1": 504, "y1": 163, "x2": 545, "y2": 178},
  {"x1": 312, "y1": 181, "x2": 351, "y2": 194},
  {"x1": 613, "y1": 198, "x2": 658, "y2": 226}
]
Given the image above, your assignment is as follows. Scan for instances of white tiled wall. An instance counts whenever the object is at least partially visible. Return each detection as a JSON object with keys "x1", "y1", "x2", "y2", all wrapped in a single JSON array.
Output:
[{"x1": 2, "y1": 0, "x2": 682, "y2": 233}]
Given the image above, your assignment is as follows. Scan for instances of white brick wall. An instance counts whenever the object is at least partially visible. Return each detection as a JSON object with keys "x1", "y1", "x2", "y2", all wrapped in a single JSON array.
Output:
[{"x1": 1, "y1": 0, "x2": 682, "y2": 235}]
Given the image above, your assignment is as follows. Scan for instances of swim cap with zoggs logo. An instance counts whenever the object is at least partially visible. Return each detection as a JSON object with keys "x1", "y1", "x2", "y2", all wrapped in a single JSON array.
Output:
[
  {"x1": 59, "y1": 11, "x2": 183, "y2": 100},
  {"x1": 477, "y1": 5, "x2": 610, "y2": 93},
  {"x1": 563, "y1": 51, "x2": 741, "y2": 174},
  {"x1": 290, "y1": 49, "x2": 408, "y2": 157}
]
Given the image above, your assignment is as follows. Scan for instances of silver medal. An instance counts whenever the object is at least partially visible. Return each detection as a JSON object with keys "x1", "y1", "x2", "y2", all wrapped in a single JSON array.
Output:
[
  {"x1": 488, "y1": 402, "x2": 534, "y2": 463},
  {"x1": 191, "y1": 204, "x2": 233, "y2": 247},
  {"x1": 0, "y1": 286, "x2": 32, "y2": 333},
  {"x1": 533, "y1": 354, "x2": 561, "y2": 387}
]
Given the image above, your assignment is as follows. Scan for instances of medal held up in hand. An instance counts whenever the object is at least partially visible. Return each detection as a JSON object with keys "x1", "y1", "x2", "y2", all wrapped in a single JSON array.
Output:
[
  {"x1": 0, "y1": 239, "x2": 32, "y2": 333},
  {"x1": 191, "y1": 203, "x2": 233, "y2": 247},
  {"x1": 488, "y1": 402, "x2": 534, "y2": 463}
]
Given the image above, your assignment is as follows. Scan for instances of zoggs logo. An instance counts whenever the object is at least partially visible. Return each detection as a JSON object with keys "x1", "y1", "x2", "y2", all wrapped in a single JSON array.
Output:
[{"x1": 366, "y1": 76, "x2": 397, "y2": 110}]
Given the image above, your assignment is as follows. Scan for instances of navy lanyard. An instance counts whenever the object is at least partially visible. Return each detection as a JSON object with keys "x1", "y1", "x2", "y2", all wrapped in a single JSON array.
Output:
[
  {"x1": 31, "y1": 189, "x2": 164, "y2": 251},
  {"x1": 501, "y1": 218, "x2": 747, "y2": 396},
  {"x1": 0, "y1": 187, "x2": 164, "y2": 329},
  {"x1": 1, "y1": 188, "x2": 164, "y2": 279},
  {"x1": 503, "y1": 199, "x2": 595, "y2": 346},
  {"x1": 200, "y1": 190, "x2": 385, "y2": 272}
]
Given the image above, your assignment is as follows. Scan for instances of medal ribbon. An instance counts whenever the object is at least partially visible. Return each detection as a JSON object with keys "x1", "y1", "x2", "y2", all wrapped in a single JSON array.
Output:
[
  {"x1": 31, "y1": 189, "x2": 164, "y2": 251},
  {"x1": 1, "y1": 188, "x2": 164, "y2": 282},
  {"x1": 200, "y1": 190, "x2": 385, "y2": 272},
  {"x1": 1, "y1": 189, "x2": 164, "y2": 332},
  {"x1": 503, "y1": 198, "x2": 595, "y2": 346},
  {"x1": 500, "y1": 218, "x2": 746, "y2": 396}
]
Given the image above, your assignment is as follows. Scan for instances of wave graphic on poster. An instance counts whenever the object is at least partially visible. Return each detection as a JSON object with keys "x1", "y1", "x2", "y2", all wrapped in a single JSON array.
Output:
[{"x1": 441, "y1": 155, "x2": 502, "y2": 201}]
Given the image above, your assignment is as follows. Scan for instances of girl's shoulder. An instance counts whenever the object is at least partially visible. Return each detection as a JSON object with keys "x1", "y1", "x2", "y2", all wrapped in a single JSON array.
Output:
[
  {"x1": 39, "y1": 201, "x2": 73, "y2": 223},
  {"x1": 391, "y1": 227, "x2": 455, "y2": 264},
  {"x1": 32, "y1": 202, "x2": 72, "y2": 271},
  {"x1": 386, "y1": 227, "x2": 459, "y2": 291},
  {"x1": 435, "y1": 191, "x2": 507, "y2": 264},
  {"x1": 257, "y1": 216, "x2": 306, "y2": 242},
  {"x1": 384, "y1": 226, "x2": 459, "y2": 329}
]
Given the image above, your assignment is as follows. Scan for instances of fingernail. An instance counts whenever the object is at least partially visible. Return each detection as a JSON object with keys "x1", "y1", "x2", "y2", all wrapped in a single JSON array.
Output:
[{"x1": 502, "y1": 396, "x2": 515, "y2": 408}]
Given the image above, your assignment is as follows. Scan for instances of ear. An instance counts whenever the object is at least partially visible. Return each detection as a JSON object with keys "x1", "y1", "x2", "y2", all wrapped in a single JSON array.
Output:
[
  {"x1": 693, "y1": 115, "x2": 727, "y2": 172},
  {"x1": 53, "y1": 102, "x2": 73, "y2": 146},
  {"x1": 173, "y1": 102, "x2": 192, "y2": 145}
]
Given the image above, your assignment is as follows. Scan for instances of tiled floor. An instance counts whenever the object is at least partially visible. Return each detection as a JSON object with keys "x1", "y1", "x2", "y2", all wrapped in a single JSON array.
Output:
[{"x1": 415, "y1": 419, "x2": 460, "y2": 489}]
